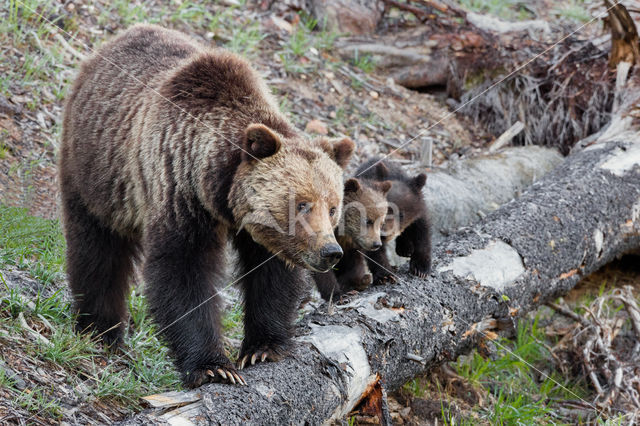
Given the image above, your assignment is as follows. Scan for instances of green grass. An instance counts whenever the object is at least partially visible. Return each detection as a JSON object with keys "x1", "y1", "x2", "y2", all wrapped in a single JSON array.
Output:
[
  {"x1": 350, "y1": 50, "x2": 375, "y2": 74},
  {"x1": 552, "y1": 2, "x2": 591, "y2": 23},
  {"x1": 0, "y1": 206, "x2": 256, "y2": 419},
  {"x1": 0, "y1": 206, "x2": 182, "y2": 416},
  {"x1": 401, "y1": 313, "x2": 595, "y2": 424},
  {"x1": 0, "y1": 206, "x2": 66, "y2": 284},
  {"x1": 454, "y1": 316, "x2": 590, "y2": 424},
  {"x1": 15, "y1": 388, "x2": 63, "y2": 420}
]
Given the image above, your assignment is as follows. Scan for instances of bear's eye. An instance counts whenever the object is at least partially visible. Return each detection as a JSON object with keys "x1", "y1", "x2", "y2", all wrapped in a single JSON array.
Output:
[
  {"x1": 399, "y1": 212, "x2": 404, "y2": 220},
  {"x1": 297, "y1": 202, "x2": 312, "y2": 213},
  {"x1": 329, "y1": 207, "x2": 337, "y2": 217},
  {"x1": 366, "y1": 219, "x2": 374, "y2": 226}
]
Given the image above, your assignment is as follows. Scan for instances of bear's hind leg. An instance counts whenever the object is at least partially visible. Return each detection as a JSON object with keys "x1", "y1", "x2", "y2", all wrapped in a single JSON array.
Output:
[
  {"x1": 234, "y1": 231, "x2": 304, "y2": 370},
  {"x1": 62, "y1": 194, "x2": 137, "y2": 347}
]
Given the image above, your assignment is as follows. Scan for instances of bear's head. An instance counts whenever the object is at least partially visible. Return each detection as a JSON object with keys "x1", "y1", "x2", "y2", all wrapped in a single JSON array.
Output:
[
  {"x1": 231, "y1": 124, "x2": 355, "y2": 272},
  {"x1": 381, "y1": 172, "x2": 427, "y2": 242},
  {"x1": 338, "y1": 178, "x2": 392, "y2": 251}
]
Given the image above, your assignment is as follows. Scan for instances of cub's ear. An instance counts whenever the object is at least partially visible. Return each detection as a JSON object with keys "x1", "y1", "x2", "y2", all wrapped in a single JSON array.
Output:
[
  {"x1": 344, "y1": 178, "x2": 361, "y2": 193},
  {"x1": 374, "y1": 162, "x2": 389, "y2": 180},
  {"x1": 376, "y1": 180, "x2": 392, "y2": 196},
  {"x1": 317, "y1": 136, "x2": 355, "y2": 169},
  {"x1": 412, "y1": 173, "x2": 427, "y2": 191},
  {"x1": 242, "y1": 124, "x2": 281, "y2": 161}
]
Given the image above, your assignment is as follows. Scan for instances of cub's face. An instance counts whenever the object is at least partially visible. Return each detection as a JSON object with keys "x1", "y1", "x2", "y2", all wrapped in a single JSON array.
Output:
[
  {"x1": 339, "y1": 178, "x2": 392, "y2": 251},
  {"x1": 381, "y1": 173, "x2": 427, "y2": 242},
  {"x1": 231, "y1": 124, "x2": 354, "y2": 272}
]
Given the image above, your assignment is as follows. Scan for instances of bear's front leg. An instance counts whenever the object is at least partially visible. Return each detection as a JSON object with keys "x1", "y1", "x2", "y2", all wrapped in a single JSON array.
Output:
[
  {"x1": 234, "y1": 231, "x2": 304, "y2": 370},
  {"x1": 364, "y1": 246, "x2": 397, "y2": 286},
  {"x1": 143, "y1": 215, "x2": 246, "y2": 387},
  {"x1": 403, "y1": 217, "x2": 432, "y2": 278},
  {"x1": 337, "y1": 250, "x2": 372, "y2": 292},
  {"x1": 394, "y1": 231, "x2": 414, "y2": 258},
  {"x1": 313, "y1": 270, "x2": 343, "y2": 301}
]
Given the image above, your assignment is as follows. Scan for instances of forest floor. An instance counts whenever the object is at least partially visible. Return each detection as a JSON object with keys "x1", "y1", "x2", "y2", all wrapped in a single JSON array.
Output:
[{"x1": 0, "y1": 0, "x2": 639, "y2": 424}]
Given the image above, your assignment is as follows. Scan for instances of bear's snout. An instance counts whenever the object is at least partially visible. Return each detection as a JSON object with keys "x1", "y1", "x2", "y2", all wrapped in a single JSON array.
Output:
[{"x1": 320, "y1": 243, "x2": 343, "y2": 265}]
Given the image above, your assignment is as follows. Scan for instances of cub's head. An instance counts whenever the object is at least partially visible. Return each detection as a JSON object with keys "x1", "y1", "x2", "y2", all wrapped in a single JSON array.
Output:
[
  {"x1": 230, "y1": 124, "x2": 354, "y2": 272},
  {"x1": 338, "y1": 178, "x2": 392, "y2": 251},
  {"x1": 381, "y1": 172, "x2": 427, "y2": 242}
]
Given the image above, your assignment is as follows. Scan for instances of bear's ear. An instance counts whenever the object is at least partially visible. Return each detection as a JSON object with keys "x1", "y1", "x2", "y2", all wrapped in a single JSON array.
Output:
[
  {"x1": 344, "y1": 178, "x2": 361, "y2": 193},
  {"x1": 377, "y1": 180, "x2": 392, "y2": 196},
  {"x1": 318, "y1": 137, "x2": 355, "y2": 169},
  {"x1": 242, "y1": 124, "x2": 282, "y2": 161},
  {"x1": 411, "y1": 173, "x2": 427, "y2": 191},
  {"x1": 374, "y1": 162, "x2": 389, "y2": 180}
]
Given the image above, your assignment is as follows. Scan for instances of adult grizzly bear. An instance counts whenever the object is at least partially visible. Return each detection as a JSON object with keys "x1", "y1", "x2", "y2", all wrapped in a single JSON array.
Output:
[{"x1": 59, "y1": 24, "x2": 354, "y2": 387}]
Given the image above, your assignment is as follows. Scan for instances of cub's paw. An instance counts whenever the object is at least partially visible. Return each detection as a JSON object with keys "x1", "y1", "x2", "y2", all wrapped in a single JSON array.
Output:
[
  {"x1": 237, "y1": 344, "x2": 289, "y2": 370},
  {"x1": 372, "y1": 271, "x2": 397, "y2": 286},
  {"x1": 359, "y1": 273, "x2": 373, "y2": 289},
  {"x1": 409, "y1": 256, "x2": 431, "y2": 279},
  {"x1": 183, "y1": 362, "x2": 247, "y2": 388}
]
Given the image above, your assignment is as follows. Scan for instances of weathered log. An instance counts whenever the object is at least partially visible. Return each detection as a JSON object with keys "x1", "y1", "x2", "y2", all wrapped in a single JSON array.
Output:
[
  {"x1": 417, "y1": 145, "x2": 562, "y2": 244},
  {"x1": 129, "y1": 131, "x2": 640, "y2": 424}
]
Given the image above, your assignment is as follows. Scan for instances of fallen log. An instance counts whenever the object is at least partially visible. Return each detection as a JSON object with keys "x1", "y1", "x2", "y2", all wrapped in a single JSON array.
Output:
[{"x1": 129, "y1": 130, "x2": 640, "y2": 423}]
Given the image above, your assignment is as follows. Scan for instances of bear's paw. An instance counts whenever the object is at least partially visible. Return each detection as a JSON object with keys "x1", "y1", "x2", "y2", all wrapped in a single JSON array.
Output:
[{"x1": 409, "y1": 255, "x2": 431, "y2": 279}]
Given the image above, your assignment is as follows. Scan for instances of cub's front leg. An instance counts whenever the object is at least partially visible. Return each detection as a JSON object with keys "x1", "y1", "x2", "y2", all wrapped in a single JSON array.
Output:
[
  {"x1": 144, "y1": 214, "x2": 245, "y2": 387},
  {"x1": 402, "y1": 217, "x2": 432, "y2": 278},
  {"x1": 234, "y1": 231, "x2": 304, "y2": 369}
]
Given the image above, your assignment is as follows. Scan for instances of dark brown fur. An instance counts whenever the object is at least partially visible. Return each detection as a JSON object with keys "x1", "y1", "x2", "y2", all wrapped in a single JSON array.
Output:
[
  {"x1": 314, "y1": 173, "x2": 392, "y2": 300},
  {"x1": 59, "y1": 25, "x2": 354, "y2": 387},
  {"x1": 357, "y1": 158, "x2": 432, "y2": 283}
]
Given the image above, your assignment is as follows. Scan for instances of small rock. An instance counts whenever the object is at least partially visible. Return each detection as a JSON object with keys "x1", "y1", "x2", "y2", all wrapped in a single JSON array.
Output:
[
  {"x1": 264, "y1": 16, "x2": 293, "y2": 34},
  {"x1": 305, "y1": 119, "x2": 328, "y2": 135},
  {"x1": 369, "y1": 90, "x2": 379, "y2": 99},
  {"x1": 312, "y1": 0, "x2": 383, "y2": 36}
]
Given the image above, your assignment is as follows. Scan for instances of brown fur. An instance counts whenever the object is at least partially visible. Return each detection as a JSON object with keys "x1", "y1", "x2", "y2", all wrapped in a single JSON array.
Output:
[
  {"x1": 59, "y1": 24, "x2": 354, "y2": 387},
  {"x1": 358, "y1": 158, "x2": 432, "y2": 282},
  {"x1": 314, "y1": 174, "x2": 392, "y2": 300}
]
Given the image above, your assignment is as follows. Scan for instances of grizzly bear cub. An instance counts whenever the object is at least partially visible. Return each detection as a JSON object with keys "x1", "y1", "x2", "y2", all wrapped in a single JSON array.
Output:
[
  {"x1": 59, "y1": 24, "x2": 354, "y2": 387},
  {"x1": 357, "y1": 158, "x2": 432, "y2": 283},
  {"x1": 314, "y1": 172, "x2": 392, "y2": 300}
]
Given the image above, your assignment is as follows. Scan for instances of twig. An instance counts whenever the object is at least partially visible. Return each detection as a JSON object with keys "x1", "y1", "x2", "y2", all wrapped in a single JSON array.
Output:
[
  {"x1": 382, "y1": 0, "x2": 432, "y2": 22},
  {"x1": 547, "y1": 302, "x2": 591, "y2": 327},
  {"x1": 619, "y1": 286, "x2": 640, "y2": 341},
  {"x1": 18, "y1": 312, "x2": 51, "y2": 346},
  {"x1": 488, "y1": 121, "x2": 524, "y2": 152}
]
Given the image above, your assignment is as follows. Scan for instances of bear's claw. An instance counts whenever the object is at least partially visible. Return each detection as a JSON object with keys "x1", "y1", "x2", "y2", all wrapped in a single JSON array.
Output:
[
  {"x1": 206, "y1": 368, "x2": 247, "y2": 386},
  {"x1": 409, "y1": 258, "x2": 431, "y2": 279},
  {"x1": 185, "y1": 363, "x2": 246, "y2": 388},
  {"x1": 238, "y1": 345, "x2": 288, "y2": 370}
]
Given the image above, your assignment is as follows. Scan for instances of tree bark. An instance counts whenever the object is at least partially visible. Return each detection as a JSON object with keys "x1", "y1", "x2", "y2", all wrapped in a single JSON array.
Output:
[{"x1": 130, "y1": 132, "x2": 640, "y2": 424}]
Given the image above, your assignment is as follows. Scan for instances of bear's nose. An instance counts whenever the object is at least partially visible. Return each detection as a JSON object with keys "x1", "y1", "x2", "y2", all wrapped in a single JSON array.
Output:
[
  {"x1": 320, "y1": 243, "x2": 343, "y2": 263},
  {"x1": 371, "y1": 241, "x2": 382, "y2": 251}
]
